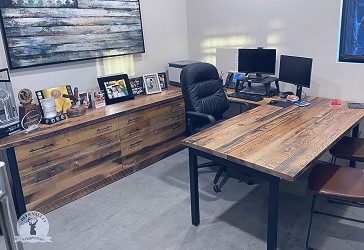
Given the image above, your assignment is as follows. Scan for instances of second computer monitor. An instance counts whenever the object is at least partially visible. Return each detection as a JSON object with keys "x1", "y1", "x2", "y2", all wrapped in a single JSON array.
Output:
[
  {"x1": 279, "y1": 55, "x2": 312, "y2": 88},
  {"x1": 238, "y1": 48, "x2": 276, "y2": 76}
]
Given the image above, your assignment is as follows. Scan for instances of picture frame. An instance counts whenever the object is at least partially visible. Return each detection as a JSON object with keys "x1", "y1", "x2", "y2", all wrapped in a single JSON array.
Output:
[
  {"x1": 97, "y1": 74, "x2": 135, "y2": 106},
  {"x1": 143, "y1": 73, "x2": 162, "y2": 95},
  {"x1": 158, "y1": 72, "x2": 168, "y2": 90},
  {"x1": 35, "y1": 85, "x2": 73, "y2": 116},
  {"x1": 79, "y1": 92, "x2": 92, "y2": 109},
  {"x1": 129, "y1": 77, "x2": 144, "y2": 95},
  {"x1": 93, "y1": 90, "x2": 106, "y2": 109}
]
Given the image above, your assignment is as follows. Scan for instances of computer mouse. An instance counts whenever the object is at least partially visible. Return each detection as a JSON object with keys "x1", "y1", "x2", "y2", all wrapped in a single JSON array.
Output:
[{"x1": 269, "y1": 100, "x2": 278, "y2": 105}]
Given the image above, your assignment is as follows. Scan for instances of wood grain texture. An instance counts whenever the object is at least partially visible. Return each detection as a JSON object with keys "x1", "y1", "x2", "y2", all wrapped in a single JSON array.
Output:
[
  {"x1": 183, "y1": 96, "x2": 364, "y2": 181},
  {"x1": 33, "y1": 140, "x2": 185, "y2": 214},
  {"x1": 0, "y1": 86, "x2": 183, "y2": 150}
]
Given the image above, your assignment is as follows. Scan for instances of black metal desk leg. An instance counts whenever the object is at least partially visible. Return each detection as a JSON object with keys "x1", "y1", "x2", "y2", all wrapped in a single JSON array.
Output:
[
  {"x1": 6, "y1": 148, "x2": 26, "y2": 217},
  {"x1": 350, "y1": 123, "x2": 360, "y2": 167},
  {"x1": 189, "y1": 148, "x2": 200, "y2": 226},
  {"x1": 267, "y1": 177, "x2": 280, "y2": 250}
]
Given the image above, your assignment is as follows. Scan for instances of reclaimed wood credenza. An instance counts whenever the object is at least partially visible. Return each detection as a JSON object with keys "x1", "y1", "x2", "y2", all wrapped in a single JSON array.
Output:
[{"x1": 0, "y1": 86, "x2": 185, "y2": 215}]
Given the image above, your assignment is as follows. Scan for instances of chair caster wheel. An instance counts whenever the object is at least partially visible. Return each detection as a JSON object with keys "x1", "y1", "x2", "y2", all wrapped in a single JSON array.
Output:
[
  {"x1": 246, "y1": 178, "x2": 253, "y2": 185},
  {"x1": 213, "y1": 185, "x2": 221, "y2": 193}
]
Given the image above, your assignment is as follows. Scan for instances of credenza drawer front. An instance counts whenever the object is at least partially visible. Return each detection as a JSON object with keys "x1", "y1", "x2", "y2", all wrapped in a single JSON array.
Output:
[
  {"x1": 17, "y1": 131, "x2": 120, "y2": 177},
  {"x1": 15, "y1": 134, "x2": 65, "y2": 162},
  {"x1": 120, "y1": 108, "x2": 185, "y2": 140},
  {"x1": 64, "y1": 118, "x2": 118, "y2": 144},
  {"x1": 118, "y1": 99, "x2": 185, "y2": 128},
  {"x1": 21, "y1": 143, "x2": 121, "y2": 209},
  {"x1": 121, "y1": 120, "x2": 185, "y2": 157},
  {"x1": 14, "y1": 118, "x2": 119, "y2": 162}
]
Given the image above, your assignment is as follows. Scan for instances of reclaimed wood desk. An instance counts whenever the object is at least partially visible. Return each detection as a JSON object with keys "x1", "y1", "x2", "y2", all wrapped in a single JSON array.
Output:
[
  {"x1": 0, "y1": 86, "x2": 185, "y2": 216},
  {"x1": 182, "y1": 96, "x2": 364, "y2": 250}
]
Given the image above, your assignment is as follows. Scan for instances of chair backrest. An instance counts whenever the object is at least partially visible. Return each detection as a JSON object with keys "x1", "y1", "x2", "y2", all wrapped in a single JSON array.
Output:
[{"x1": 180, "y1": 62, "x2": 229, "y2": 120}]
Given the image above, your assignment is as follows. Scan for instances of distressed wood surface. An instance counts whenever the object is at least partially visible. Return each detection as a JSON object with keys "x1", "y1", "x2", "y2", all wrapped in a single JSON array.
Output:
[
  {"x1": 0, "y1": 86, "x2": 183, "y2": 150},
  {"x1": 183, "y1": 96, "x2": 364, "y2": 181}
]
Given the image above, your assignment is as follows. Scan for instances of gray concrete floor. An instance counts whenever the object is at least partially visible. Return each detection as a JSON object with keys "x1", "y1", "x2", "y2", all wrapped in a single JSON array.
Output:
[{"x1": 1, "y1": 149, "x2": 364, "y2": 250}]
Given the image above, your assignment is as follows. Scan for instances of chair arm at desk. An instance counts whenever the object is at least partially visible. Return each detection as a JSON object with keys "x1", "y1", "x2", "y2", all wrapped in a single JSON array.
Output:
[
  {"x1": 228, "y1": 99, "x2": 249, "y2": 113},
  {"x1": 185, "y1": 111, "x2": 216, "y2": 124}
]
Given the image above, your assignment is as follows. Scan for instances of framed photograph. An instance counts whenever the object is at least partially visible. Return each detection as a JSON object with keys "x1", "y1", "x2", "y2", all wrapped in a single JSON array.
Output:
[
  {"x1": 0, "y1": 68, "x2": 10, "y2": 82},
  {"x1": 0, "y1": 1, "x2": 145, "y2": 69},
  {"x1": 79, "y1": 92, "x2": 92, "y2": 109},
  {"x1": 35, "y1": 85, "x2": 73, "y2": 116},
  {"x1": 143, "y1": 73, "x2": 162, "y2": 95},
  {"x1": 158, "y1": 72, "x2": 168, "y2": 90},
  {"x1": 97, "y1": 74, "x2": 134, "y2": 105},
  {"x1": 130, "y1": 77, "x2": 144, "y2": 95},
  {"x1": 93, "y1": 90, "x2": 106, "y2": 109}
]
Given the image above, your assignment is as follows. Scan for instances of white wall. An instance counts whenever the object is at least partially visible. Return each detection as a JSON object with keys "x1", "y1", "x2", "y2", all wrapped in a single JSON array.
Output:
[
  {"x1": 0, "y1": 0, "x2": 189, "y2": 104},
  {"x1": 186, "y1": 0, "x2": 364, "y2": 102}
]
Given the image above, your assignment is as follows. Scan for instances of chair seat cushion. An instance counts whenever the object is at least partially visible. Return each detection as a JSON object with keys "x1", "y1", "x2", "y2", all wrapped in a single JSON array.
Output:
[
  {"x1": 308, "y1": 163, "x2": 364, "y2": 203},
  {"x1": 329, "y1": 136, "x2": 364, "y2": 161}
]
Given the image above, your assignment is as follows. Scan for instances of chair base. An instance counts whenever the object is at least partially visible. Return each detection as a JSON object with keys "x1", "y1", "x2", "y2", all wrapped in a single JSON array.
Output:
[
  {"x1": 306, "y1": 195, "x2": 364, "y2": 249},
  {"x1": 197, "y1": 160, "x2": 253, "y2": 193}
]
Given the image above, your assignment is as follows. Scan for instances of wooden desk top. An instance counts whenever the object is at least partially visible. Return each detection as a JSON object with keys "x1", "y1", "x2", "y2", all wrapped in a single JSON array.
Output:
[
  {"x1": 183, "y1": 96, "x2": 364, "y2": 181},
  {"x1": 0, "y1": 86, "x2": 183, "y2": 150}
]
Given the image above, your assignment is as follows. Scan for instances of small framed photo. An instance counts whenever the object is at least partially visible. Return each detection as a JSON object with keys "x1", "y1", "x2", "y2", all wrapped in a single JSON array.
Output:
[
  {"x1": 130, "y1": 77, "x2": 144, "y2": 95},
  {"x1": 79, "y1": 92, "x2": 92, "y2": 109},
  {"x1": 0, "y1": 68, "x2": 10, "y2": 82},
  {"x1": 158, "y1": 72, "x2": 168, "y2": 90},
  {"x1": 97, "y1": 73, "x2": 134, "y2": 105},
  {"x1": 93, "y1": 90, "x2": 106, "y2": 109},
  {"x1": 143, "y1": 73, "x2": 161, "y2": 95}
]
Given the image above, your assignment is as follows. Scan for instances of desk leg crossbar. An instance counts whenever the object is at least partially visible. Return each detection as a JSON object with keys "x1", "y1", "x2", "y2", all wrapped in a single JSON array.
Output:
[{"x1": 188, "y1": 148, "x2": 280, "y2": 250}]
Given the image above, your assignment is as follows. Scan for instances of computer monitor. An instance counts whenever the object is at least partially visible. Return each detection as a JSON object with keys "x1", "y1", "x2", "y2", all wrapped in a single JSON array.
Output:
[
  {"x1": 279, "y1": 55, "x2": 313, "y2": 100},
  {"x1": 238, "y1": 48, "x2": 276, "y2": 78}
]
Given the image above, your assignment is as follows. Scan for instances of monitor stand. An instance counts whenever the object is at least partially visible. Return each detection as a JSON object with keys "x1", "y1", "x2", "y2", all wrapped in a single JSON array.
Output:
[
  {"x1": 248, "y1": 73, "x2": 268, "y2": 81},
  {"x1": 296, "y1": 85, "x2": 303, "y2": 100}
]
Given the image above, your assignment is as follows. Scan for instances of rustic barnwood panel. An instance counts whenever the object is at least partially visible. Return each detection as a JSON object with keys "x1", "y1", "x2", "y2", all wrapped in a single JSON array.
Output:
[
  {"x1": 14, "y1": 117, "x2": 118, "y2": 161},
  {"x1": 121, "y1": 120, "x2": 185, "y2": 157},
  {"x1": 120, "y1": 108, "x2": 185, "y2": 140},
  {"x1": 0, "y1": 87, "x2": 182, "y2": 150},
  {"x1": 0, "y1": 0, "x2": 144, "y2": 68},
  {"x1": 34, "y1": 140, "x2": 184, "y2": 214},
  {"x1": 122, "y1": 135, "x2": 185, "y2": 168},
  {"x1": 118, "y1": 99, "x2": 184, "y2": 128},
  {"x1": 183, "y1": 97, "x2": 364, "y2": 181},
  {"x1": 17, "y1": 130, "x2": 120, "y2": 177},
  {"x1": 23, "y1": 143, "x2": 122, "y2": 211}
]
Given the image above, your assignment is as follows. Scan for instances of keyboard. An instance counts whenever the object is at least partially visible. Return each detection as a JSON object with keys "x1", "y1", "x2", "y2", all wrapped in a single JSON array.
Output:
[{"x1": 228, "y1": 92, "x2": 264, "y2": 102}]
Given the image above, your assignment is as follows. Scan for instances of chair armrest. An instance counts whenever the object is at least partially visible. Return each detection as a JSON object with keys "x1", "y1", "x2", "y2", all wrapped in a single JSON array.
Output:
[
  {"x1": 186, "y1": 111, "x2": 216, "y2": 124},
  {"x1": 228, "y1": 99, "x2": 249, "y2": 108},
  {"x1": 228, "y1": 99, "x2": 249, "y2": 113}
]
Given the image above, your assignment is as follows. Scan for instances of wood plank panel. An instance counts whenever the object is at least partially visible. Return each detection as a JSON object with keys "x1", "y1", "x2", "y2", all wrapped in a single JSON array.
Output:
[
  {"x1": 183, "y1": 97, "x2": 364, "y2": 181},
  {"x1": 118, "y1": 99, "x2": 184, "y2": 127},
  {"x1": 120, "y1": 108, "x2": 184, "y2": 140},
  {"x1": 17, "y1": 130, "x2": 120, "y2": 177},
  {"x1": 22, "y1": 143, "x2": 121, "y2": 210},
  {"x1": 121, "y1": 120, "x2": 185, "y2": 157},
  {"x1": 14, "y1": 118, "x2": 118, "y2": 161}
]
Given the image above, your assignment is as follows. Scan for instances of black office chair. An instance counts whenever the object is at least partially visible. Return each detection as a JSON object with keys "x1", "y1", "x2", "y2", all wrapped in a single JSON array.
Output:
[{"x1": 180, "y1": 62, "x2": 253, "y2": 192}]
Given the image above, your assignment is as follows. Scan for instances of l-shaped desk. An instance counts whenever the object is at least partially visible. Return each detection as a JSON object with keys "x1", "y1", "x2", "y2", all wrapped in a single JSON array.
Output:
[{"x1": 182, "y1": 95, "x2": 364, "y2": 250}]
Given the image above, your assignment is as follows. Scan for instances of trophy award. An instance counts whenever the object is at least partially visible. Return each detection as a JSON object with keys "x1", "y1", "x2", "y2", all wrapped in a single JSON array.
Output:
[{"x1": 18, "y1": 88, "x2": 42, "y2": 133}]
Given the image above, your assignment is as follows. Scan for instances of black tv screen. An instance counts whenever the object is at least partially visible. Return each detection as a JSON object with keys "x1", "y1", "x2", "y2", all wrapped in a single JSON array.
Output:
[
  {"x1": 279, "y1": 55, "x2": 313, "y2": 88},
  {"x1": 238, "y1": 49, "x2": 276, "y2": 74}
]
